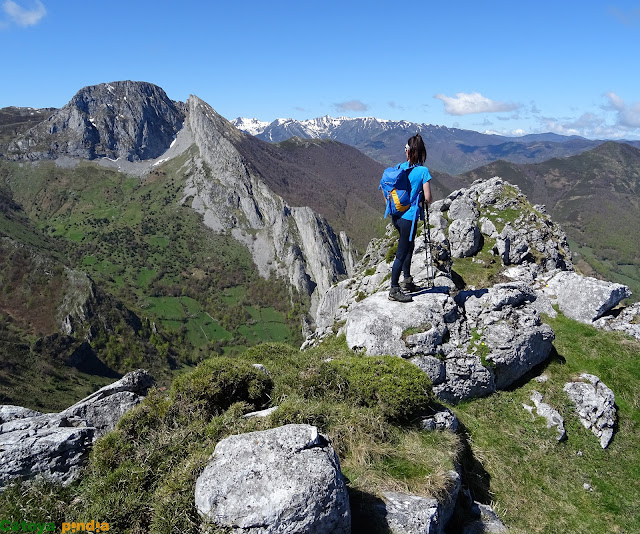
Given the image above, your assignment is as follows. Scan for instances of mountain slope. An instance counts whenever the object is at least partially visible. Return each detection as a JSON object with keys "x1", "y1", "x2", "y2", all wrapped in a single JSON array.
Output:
[
  {"x1": 0, "y1": 106, "x2": 56, "y2": 151},
  {"x1": 463, "y1": 141, "x2": 640, "y2": 297},
  {"x1": 232, "y1": 136, "x2": 386, "y2": 251},
  {"x1": 0, "y1": 82, "x2": 392, "y2": 403}
]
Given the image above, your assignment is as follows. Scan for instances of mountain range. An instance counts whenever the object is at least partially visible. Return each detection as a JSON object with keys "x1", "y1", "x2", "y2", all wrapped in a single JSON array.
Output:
[
  {"x1": 232, "y1": 115, "x2": 640, "y2": 175},
  {"x1": 2, "y1": 80, "x2": 640, "y2": 405},
  {"x1": 1, "y1": 80, "x2": 640, "y2": 533},
  {"x1": 0, "y1": 82, "x2": 384, "y2": 407}
]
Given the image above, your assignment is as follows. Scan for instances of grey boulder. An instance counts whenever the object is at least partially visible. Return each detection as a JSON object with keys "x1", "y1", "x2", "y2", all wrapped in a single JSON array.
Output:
[
  {"x1": 541, "y1": 271, "x2": 631, "y2": 323},
  {"x1": 0, "y1": 369, "x2": 153, "y2": 488},
  {"x1": 195, "y1": 424, "x2": 350, "y2": 534},
  {"x1": 373, "y1": 471, "x2": 461, "y2": 534},
  {"x1": 495, "y1": 224, "x2": 530, "y2": 265},
  {"x1": 462, "y1": 503, "x2": 508, "y2": 533},
  {"x1": 448, "y1": 219, "x2": 482, "y2": 259},
  {"x1": 420, "y1": 407, "x2": 459, "y2": 433},
  {"x1": 564, "y1": 374, "x2": 616, "y2": 448}
]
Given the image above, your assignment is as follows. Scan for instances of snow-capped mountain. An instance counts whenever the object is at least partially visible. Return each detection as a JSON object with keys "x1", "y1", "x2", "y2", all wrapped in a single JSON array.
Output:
[
  {"x1": 230, "y1": 117, "x2": 270, "y2": 137},
  {"x1": 231, "y1": 115, "x2": 605, "y2": 175},
  {"x1": 233, "y1": 115, "x2": 430, "y2": 145}
]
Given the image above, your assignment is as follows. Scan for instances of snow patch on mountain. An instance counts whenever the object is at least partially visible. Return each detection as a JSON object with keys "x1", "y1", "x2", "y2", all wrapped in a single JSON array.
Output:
[{"x1": 231, "y1": 117, "x2": 270, "y2": 136}]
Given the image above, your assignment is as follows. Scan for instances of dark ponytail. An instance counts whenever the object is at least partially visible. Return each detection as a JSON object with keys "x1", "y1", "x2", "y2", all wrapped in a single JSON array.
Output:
[{"x1": 407, "y1": 133, "x2": 427, "y2": 165}]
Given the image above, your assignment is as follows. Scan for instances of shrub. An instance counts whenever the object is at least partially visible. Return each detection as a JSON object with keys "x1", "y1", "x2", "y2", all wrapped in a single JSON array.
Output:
[
  {"x1": 300, "y1": 355, "x2": 433, "y2": 422},
  {"x1": 170, "y1": 356, "x2": 273, "y2": 417}
]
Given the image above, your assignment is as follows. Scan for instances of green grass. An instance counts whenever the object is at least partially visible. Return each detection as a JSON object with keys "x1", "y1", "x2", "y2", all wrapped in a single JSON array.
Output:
[
  {"x1": 0, "y1": 337, "x2": 461, "y2": 533},
  {"x1": 451, "y1": 236, "x2": 504, "y2": 289},
  {"x1": 0, "y1": 152, "x2": 302, "y2": 357},
  {"x1": 454, "y1": 313, "x2": 640, "y2": 533}
]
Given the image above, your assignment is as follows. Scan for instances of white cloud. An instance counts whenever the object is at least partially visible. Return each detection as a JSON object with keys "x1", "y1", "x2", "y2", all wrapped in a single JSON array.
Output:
[
  {"x1": 483, "y1": 128, "x2": 528, "y2": 137},
  {"x1": 539, "y1": 113, "x2": 628, "y2": 139},
  {"x1": 2, "y1": 0, "x2": 46, "y2": 27},
  {"x1": 434, "y1": 92, "x2": 519, "y2": 116},
  {"x1": 604, "y1": 92, "x2": 640, "y2": 128},
  {"x1": 334, "y1": 100, "x2": 369, "y2": 112}
]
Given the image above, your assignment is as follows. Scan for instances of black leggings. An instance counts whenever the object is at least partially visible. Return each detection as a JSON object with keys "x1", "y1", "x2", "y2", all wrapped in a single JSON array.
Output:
[{"x1": 391, "y1": 216, "x2": 417, "y2": 287}]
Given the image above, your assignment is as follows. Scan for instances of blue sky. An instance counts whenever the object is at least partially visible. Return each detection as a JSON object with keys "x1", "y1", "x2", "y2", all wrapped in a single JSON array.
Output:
[{"x1": 1, "y1": 0, "x2": 639, "y2": 139}]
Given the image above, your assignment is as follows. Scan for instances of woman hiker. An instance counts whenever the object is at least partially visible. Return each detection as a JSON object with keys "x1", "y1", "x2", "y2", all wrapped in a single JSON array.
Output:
[{"x1": 387, "y1": 133, "x2": 432, "y2": 303}]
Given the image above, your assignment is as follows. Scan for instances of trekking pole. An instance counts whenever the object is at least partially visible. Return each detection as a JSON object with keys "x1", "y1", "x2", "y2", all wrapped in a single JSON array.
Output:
[{"x1": 423, "y1": 200, "x2": 434, "y2": 288}]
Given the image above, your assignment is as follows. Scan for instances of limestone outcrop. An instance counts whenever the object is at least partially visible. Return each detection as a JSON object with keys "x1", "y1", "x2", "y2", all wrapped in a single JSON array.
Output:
[
  {"x1": 195, "y1": 424, "x2": 350, "y2": 534},
  {"x1": 340, "y1": 282, "x2": 553, "y2": 403},
  {"x1": 564, "y1": 374, "x2": 616, "y2": 448},
  {"x1": 0, "y1": 370, "x2": 153, "y2": 488},
  {"x1": 304, "y1": 176, "x2": 637, "y2": 408},
  {"x1": 182, "y1": 96, "x2": 355, "y2": 318}
]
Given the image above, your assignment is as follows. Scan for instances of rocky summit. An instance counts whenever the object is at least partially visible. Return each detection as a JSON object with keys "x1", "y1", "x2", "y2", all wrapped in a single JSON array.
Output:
[
  {"x1": 6, "y1": 81, "x2": 186, "y2": 162},
  {"x1": 305, "y1": 176, "x2": 637, "y2": 405}
]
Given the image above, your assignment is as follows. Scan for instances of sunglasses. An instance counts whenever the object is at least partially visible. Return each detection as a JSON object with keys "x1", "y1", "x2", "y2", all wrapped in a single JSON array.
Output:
[{"x1": 405, "y1": 144, "x2": 410, "y2": 151}]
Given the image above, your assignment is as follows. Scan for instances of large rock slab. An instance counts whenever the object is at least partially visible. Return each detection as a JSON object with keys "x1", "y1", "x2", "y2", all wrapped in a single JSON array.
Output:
[
  {"x1": 0, "y1": 369, "x2": 153, "y2": 488},
  {"x1": 564, "y1": 374, "x2": 616, "y2": 448},
  {"x1": 345, "y1": 291, "x2": 459, "y2": 359},
  {"x1": 0, "y1": 414, "x2": 94, "y2": 486},
  {"x1": 541, "y1": 271, "x2": 631, "y2": 323},
  {"x1": 195, "y1": 424, "x2": 350, "y2": 534},
  {"x1": 60, "y1": 368, "x2": 154, "y2": 438}
]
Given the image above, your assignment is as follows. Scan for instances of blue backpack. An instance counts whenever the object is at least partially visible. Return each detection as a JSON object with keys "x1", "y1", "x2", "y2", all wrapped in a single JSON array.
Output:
[
  {"x1": 379, "y1": 164, "x2": 421, "y2": 239},
  {"x1": 379, "y1": 164, "x2": 412, "y2": 218}
]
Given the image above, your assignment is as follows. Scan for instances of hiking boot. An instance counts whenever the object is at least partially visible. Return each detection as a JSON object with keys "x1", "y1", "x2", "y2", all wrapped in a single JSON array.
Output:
[
  {"x1": 388, "y1": 286, "x2": 413, "y2": 303},
  {"x1": 400, "y1": 276, "x2": 421, "y2": 293}
]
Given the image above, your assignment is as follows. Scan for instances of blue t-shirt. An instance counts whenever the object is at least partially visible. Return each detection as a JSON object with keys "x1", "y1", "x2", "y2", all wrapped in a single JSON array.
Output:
[{"x1": 396, "y1": 161, "x2": 432, "y2": 222}]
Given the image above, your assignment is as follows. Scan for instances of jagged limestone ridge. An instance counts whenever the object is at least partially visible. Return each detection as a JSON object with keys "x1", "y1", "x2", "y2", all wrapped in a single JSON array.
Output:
[{"x1": 182, "y1": 95, "x2": 355, "y2": 321}]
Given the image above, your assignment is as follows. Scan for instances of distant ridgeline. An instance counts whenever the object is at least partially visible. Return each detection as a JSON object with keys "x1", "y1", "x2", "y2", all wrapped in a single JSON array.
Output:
[{"x1": 232, "y1": 114, "x2": 640, "y2": 175}]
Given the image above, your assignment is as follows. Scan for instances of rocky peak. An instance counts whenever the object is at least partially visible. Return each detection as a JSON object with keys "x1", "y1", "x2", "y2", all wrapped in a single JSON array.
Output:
[
  {"x1": 181, "y1": 96, "x2": 355, "y2": 320},
  {"x1": 304, "y1": 177, "x2": 637, "y2": 405},
  {"x1": 8, "y1": 81, "x2": 186, "y2": 162}
]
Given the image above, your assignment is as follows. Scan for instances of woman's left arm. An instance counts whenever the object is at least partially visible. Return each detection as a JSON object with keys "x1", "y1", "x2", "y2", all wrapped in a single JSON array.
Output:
[{"x1": 423, "y1": 181, "x2": 432, "y2": 205}]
